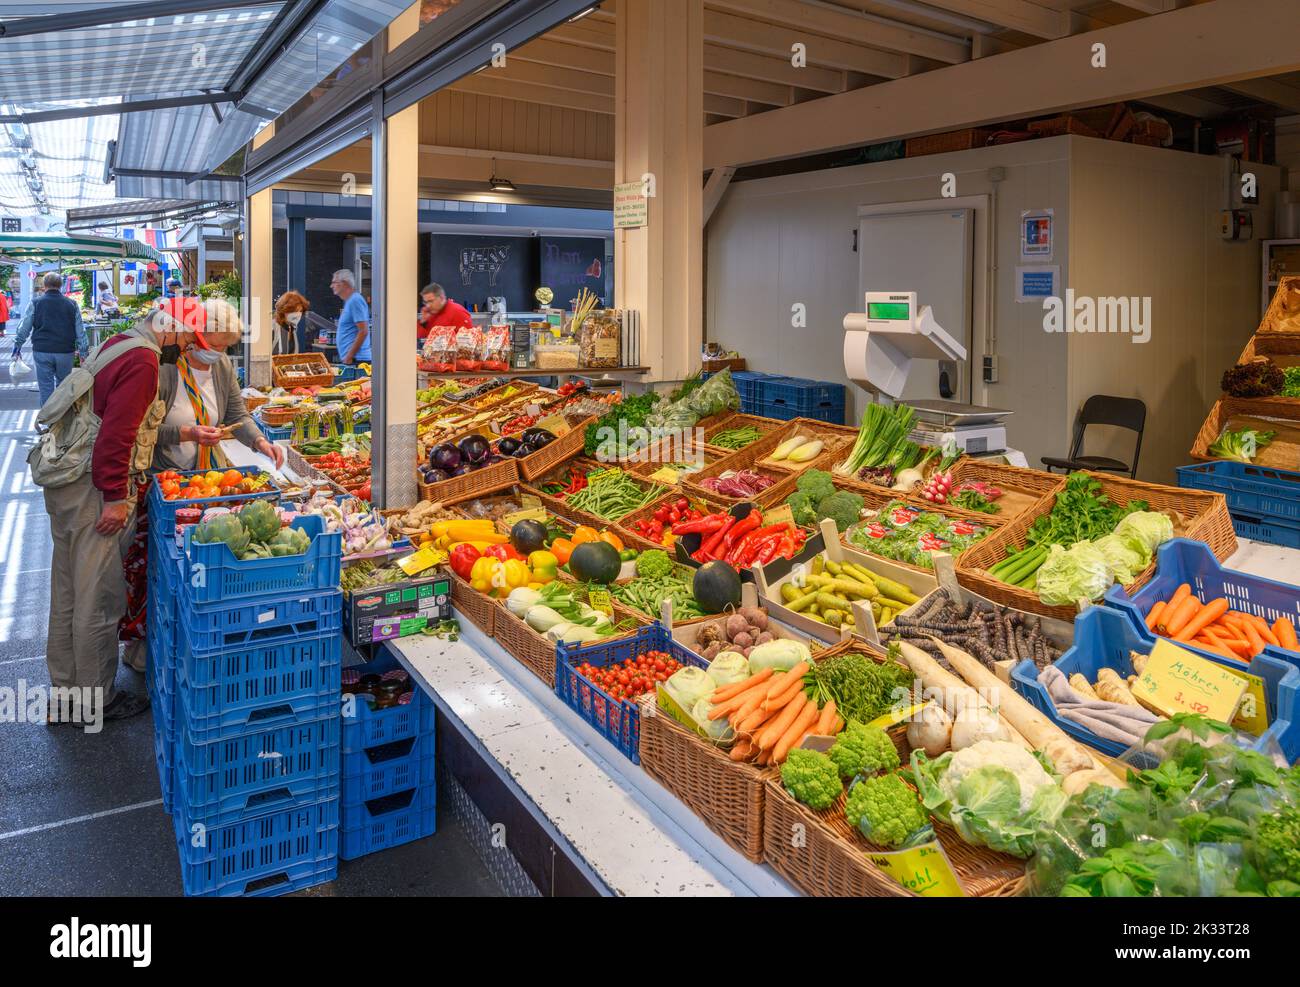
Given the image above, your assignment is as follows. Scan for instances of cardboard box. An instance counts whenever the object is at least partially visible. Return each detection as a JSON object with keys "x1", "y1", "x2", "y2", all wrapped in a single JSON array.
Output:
[{"x1": 345, "y1": 571, "x2": 453, "y2": 646}]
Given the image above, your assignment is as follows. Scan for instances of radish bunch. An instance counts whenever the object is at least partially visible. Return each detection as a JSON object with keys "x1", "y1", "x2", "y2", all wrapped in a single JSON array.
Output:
[{"x1": 919, "y1": 470, "x2": 953, "y2": 504}]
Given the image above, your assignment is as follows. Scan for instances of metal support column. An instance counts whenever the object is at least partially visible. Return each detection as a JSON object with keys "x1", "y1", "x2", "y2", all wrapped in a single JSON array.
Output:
[{"x1": 369, "y1": 91, "x2": 390, "y2": 508}]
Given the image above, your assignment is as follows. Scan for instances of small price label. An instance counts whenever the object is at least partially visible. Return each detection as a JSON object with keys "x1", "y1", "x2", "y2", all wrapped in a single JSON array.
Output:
[
  {"x1": 764, "y1": 504, "x2": 795, "y2": 528},
  {"x1": 586, "y1": 468, "x2": 622, "y2": 485},
  {"x1": 1224, "y1": 666, "x2": 1270, "y2": 736},
  {"x1": 503, "y1": 507, "x2": 549, "y2": 527},
  {"x1": 397, "y1": 546, "x2": 443, "y2": 576},
  {"x1": 648, "y1": 466, "x2": 680, "y2": 484},
  {"x1": 535, "y1": 413, "x2": 569, "y2": 435},
  {"x1": 520, "y1": 493, "x2": 543, "y2": 511},
  {"x1": 866, "y1": 840, "x2": 966, "y2": 897},
  {"x1": 1130, "y1": 639, "x2": 1248, "y2": 722},
  {"x1": 587, "y1": 588, "x2": 613, "y2": 616}
]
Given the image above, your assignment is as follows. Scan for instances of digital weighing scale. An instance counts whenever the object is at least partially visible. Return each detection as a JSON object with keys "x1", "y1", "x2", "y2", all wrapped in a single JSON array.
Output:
[{"x1": 842, "y1": 291, "x2": 1019, "y2": 461}]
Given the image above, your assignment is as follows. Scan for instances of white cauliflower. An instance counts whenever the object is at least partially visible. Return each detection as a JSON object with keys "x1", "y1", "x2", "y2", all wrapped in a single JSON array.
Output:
[{"x1": 938, "y1": 740, "x2": 1052, "y2": 813}]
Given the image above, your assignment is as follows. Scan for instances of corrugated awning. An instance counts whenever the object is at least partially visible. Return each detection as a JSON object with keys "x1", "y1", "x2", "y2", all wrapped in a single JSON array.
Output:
[
  {"x1": 66, "y1": 198, "x2": 235, "y2": 230},
  {"x1": 0, "y1": 231, "x2": 165, "y2": 263}
]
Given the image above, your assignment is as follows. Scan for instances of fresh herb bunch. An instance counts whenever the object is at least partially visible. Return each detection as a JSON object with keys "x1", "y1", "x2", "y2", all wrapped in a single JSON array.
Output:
[
  {"x1": 584, "y1": 392, "x2": 661, "y2": 457},
  {"x1": 950, "y1": 489, "x2": 1000, "y2": 514},
  {"x1": 803, "y1": 648, "x2": 912, "y2": 724},
  {"x1": 1283, "y1": 366, "x2": 1300, "y2": 398},
  {"x1": 1026, "y1": 472, "x2": 1147, "y2": 547}
]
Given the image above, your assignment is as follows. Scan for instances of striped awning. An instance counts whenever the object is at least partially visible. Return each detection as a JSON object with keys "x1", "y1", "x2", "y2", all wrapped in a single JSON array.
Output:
[{"x1": 0, "y1": 232, "x2": 165, "y2": 263}]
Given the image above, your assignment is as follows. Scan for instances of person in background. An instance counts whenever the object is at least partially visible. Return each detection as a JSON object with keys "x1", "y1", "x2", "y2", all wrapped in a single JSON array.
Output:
[
  {"x1": 12, "y1": 272, "x2": 89, "y2": 406},
  {"x1": 274, "y1": 290, "x2": 311, "y2": 354},
  {"x1": 417, "y1": 281, "x2": 474, "y2": 342},
  {"x1": 96, "y1": 282, "x2": 120, "y2": 319},
  {"x1": 0, "y1": 287, "x2": 10, "y2": 338},
  {"x1": 331, "y1": 268, "x2": 370, "y2": 365},
  {"x1": 41, "y1": 298, "x2": 189, "y2": 724},
  {"x1": 165, "y1": 276, "x2": 183, "y2": 298},
  {"x1": 118, "y1": 298, "x2": 284, "y2": 671}
]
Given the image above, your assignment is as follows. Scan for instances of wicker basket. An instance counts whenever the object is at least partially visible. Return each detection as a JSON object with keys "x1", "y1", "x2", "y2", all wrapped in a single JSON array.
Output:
[
  {"x1": 612, "y1": 490, "x2": 726, "y2": 554},
  {"x1": 637, "y1": 694, "x2": 774, "y2": 862},
  {"x1": 1260, "y1": 276, "x2": 1300, "y2": 338},
  {"x1": 905, "y1": 128, "x2": 994, "y2": 158},
  {"x1": 681, "y1": 439, "x2": 794, "y2": 507},
  {"x1": 517, "y1": 414, "x2": 597, "y2": 481},
  {"x1": 243, "y1": 394, "x2": 270, "y2": 413},
  {"x1": 449, "y1": 572, "x2": 496, "y2": 635},
  {"x1": 702, "y1": 412, "x2": 787, "y2": 453},
  {"x1": 494, "y1": 592, "x2": 648, "y2": 687},
  {"x1": 416, "y1": 456, "x2": 521, "y2": 505},
  {"x1": 1190, "y1": 396, "x2": 1300, "y2": 472},
  {"x1": 258, "y1": 404, "x2": 306, "y2": 428},
  {"x1": 946, "y1": 460, "x2": 1065, "y2": 523},
  {"x1": 762, "y1": 780, "x2": 1025, "y2": 897},
  {"x1": 957, "y1": 471, "x2": 1237, "y2": 621},
  {"x1": 271, "y1": 353, "x2": 334, "y2": 389}
]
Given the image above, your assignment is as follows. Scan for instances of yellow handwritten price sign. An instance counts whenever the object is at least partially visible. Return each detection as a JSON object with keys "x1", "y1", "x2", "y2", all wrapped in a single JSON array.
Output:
[
  {"x1": 1131, "y1": 639, "x2": 1248, "y2": 722},
  {"x1": 587, "y1": 588, "x2": 613, "y2": 616},
  {"x1": 397, "y1": 546, "x2": 444, "y2": 577},
  {"x1": 520, "y1": 493, "x2": 543, "y2": 511},
  {"x1": 503, "y1": 507, "x2": 549, "y2": 527},
  {"x1": 1224, "y1": 666, "x2": 1269, "y2": 737},
  {"x1": 764, "y1": 504, "x2": 795, "y2": 528},
  {"x1": 586, "y1": 468, "x2": 622, "y2": 485},
  {"x1": 648, "y1": 466, "x2": 680, "y2": 484},
  {"x1": 535, "y1": 414, "x2": 569, "y2": 436},
  {"x1": 866, "y1": 840, "x2": 966, "y2": 897}
]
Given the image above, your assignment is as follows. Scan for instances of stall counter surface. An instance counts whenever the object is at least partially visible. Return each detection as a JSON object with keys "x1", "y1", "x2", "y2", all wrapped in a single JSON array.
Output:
[{"x1": 385, "y1": 619, "x2": 797, "y2": 898}]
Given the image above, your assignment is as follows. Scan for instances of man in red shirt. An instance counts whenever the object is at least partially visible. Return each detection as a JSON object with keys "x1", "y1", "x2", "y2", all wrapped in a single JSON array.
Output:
[
  {"x1": 40, "y1": 297, "x2": 195, "y2": 725},
  {"x1": 417, "y1": 281, "x2": 474, "y2": 341}
]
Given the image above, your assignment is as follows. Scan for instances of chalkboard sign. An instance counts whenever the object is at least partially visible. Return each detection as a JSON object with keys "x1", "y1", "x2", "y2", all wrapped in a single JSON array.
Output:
[
  {"x1": 428, "y1": 234, "x2": 537, "y2": 312},
  {"x1": 539, "y1": 236, "x2": 606, "y2": 306}
]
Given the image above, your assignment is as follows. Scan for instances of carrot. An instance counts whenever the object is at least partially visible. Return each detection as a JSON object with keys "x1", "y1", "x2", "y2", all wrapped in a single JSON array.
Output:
[
  {"x1": 709, "y1": 680, "x2": 770, "y2": 719},
  {"x1": 1239, "y1": 619, "x2": 1266, "y2": 656},
  {"x1": 764, "y1": 661, "x2": 810, "y2": 702},
  {"x1": 736, "y1": 703, "x2": 781, "y2": 736},
  {"x1": 1250, "y1": 615, "x2": 1280, "y2": 648},
  {"x1": 1194, "y1": 638, "x2": 1241, "y2": 662},
  {"x1": 1162, "y1": 595, "x2": 1201, "y2": 637},
  {"x1": 1274, "y1": 617, "x2": 1299, "y2": 651},
  {"x1": 815, "y1": 699, "x2": 838, "y2": 735},
  {"x1": 763, "y1": 679, "x2": 804, "y2": 713},
  {"x1": 1145, "y1": 600, "x2": 1167, "y2": 631},
  {"x1": 1168, "y1": 583, "x2": 1192, "y2": 609},
  {"x1": 755, "y1": 747, "x2": 773, "y2": 766},
  {"x1": 757, "y1": 692, "x2": 807, "y2": 750},
  {"x1": 1174, "y1": 597, "x2": 1229, "y2": 642},
  {"x1": 774, "y1": 701, "x2": 821, "y2": 763},
  {"x1": 710, "y1": 667, "x2": 773, "y2": 703},
  {"x1": 729, "y1": 740, "x2": 755, "y2": 762}
]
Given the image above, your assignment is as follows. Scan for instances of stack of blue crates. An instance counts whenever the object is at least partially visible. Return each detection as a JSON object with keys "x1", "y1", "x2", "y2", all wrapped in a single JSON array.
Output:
[
  {"x1": 1177, "y1": 461, "x2": 1300, "y2": 549},
  {"x1": 146, "y1": 473, "x2": 344, "y2": 897},
  {"x1": 757, "y1": 376, "x2": 846, "y2": 424},
  {"x1": 339, "y1": 648, "x2": 437, "y2": 860}
]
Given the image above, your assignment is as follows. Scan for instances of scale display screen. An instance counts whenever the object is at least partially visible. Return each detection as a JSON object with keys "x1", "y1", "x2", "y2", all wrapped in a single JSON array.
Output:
[{"x1": 867, "y1": 301, "x2": 912, "y2": 321}]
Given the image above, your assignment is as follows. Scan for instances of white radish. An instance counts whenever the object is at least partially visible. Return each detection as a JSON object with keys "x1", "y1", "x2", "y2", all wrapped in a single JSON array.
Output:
[{"x1": 894, "y1": 640, "x2": 1032, "y2": 751}]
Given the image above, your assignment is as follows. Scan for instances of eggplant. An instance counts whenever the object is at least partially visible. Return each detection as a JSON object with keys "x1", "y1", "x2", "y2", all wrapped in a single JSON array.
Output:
[
  {"x1": 424, "y1": 467, "x2": 450, "y2": 483},
  {"x1": 430, "y1": 443, "x2": 461, "y2": 471},
  {"x1": 520, "y1": 427, "x2": 554, "y2": 445},
  {"x1": 525, "y1": 431, "x2": 556, "y2": 451},
  {"x1": 458, "y1": 433, "x2": 491, "y2": 465},
  {"x1": 450, "y1": 463, "x2": 473, "y2": 477},
  {"x1": 496, "y1": 436, "x2": 523, "y2": 456},
  {"x1": 484, "y1": 454, "x2": 508, "y2": 466}
]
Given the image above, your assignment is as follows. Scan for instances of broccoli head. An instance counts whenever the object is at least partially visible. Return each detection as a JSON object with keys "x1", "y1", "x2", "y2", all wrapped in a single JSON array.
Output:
[
  {"x1": 785, "y1": 490, "x2": 819, "y2": 527},
  {"x1": 635, "y1": 549, "x2": 675, "y2": 579},
  {"x1": 780, "y1": 748, "x2": 843, "y2": 810},
  {"x1": 794, "y1": 468, "x2": 836, "y2": 505},
  {"x1": 816, "y1": 491, "x2": 866, "y2": 533},
  {"x1": 827, "y1": 721, "x2": 900, "y2": 779},
  {"x1": 1221, "y1": 360, "x2": 1284, "y2": 398},
  {"x1": 844, "y1": 772, "x2": 929, "y2": 848},
  {"x1": 1252, "y1": 806, "x2": 1300, "y2": 885}
]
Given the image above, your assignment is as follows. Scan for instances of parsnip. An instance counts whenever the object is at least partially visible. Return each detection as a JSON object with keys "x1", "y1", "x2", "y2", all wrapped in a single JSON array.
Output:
[
  {"x1": 1068, "y1": 673, "x2": 1099, "y2": 700},
  {"x1": 1095, "y1": 668, "x2": 1140, "y2": 707}
]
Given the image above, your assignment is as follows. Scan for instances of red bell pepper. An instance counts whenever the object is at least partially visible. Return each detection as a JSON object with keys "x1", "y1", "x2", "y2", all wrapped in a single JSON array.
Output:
[
  {"x1": 694, "y1": 514, "x2": 736, "y2": 561},
  {"x1": 486, "y1": 543, "x2": 524, "y2": 562},
  {"x1": 450, "y1": 543, "x2": 482, "y2": 580}
]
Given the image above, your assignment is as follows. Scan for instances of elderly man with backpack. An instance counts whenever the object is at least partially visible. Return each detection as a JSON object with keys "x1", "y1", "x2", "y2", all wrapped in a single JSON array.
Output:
[{"x1": 28, "y1": 297, "x2": 200, "y2": 725}]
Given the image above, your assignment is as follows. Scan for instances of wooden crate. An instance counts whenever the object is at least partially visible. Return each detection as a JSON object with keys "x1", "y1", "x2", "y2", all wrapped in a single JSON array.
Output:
[{"x1": 271, "y1": 352, "x2": 334, "y2": 389}]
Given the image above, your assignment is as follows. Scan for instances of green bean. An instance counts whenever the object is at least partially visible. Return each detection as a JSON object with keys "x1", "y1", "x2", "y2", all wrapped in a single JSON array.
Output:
[
  {"x1": 566, "y1": 470, "x2": 661, "y2": 520},
  {"x1": 711, "y1": 426, "x2": 763, "y2": 450}
]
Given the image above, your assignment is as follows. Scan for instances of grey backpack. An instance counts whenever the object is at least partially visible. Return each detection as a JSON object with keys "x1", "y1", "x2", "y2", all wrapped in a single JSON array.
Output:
[{"x1": 27, "y1": 335, "x2": 159, "y2": 489}]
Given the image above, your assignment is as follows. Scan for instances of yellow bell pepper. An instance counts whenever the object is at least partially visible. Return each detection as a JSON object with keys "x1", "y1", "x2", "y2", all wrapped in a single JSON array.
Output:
[
  {"x1": 528, "y1": 550, "x2": 558, "y2": 581},
  {"x1": 502, "y1": 558, "x2": 532, "y2": 590},
  {"x1": 469, "y1": 556, "x2": 497, "y2": 594}
]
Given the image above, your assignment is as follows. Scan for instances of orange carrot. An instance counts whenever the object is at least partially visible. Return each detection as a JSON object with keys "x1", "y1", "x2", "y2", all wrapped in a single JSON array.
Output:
[
  {"x1": 736, "y1": 703, "x2": 781, "y2": 736},
  {"x1": 763, "y1": 679, "x2": 804, "y2": 713},
  {"x1": 1145, "y1": 600, "x2": 1167, "y2": 631},
  {"x1": 1162, "y1": 595, "x2": 1201, "y2": 637},
  {"x1": 1250, "y1": 615, "x2": 1280, "y2": 648},
  {"x1": 815, "y1": 699, "x2": 838, "y2": 735},
  {"x1": 1239, "y1": 619, "x2": 1266, "y2": 656},
  {"x1": 709, "y1": 680, "x2": 770, "y2": 719},
  {"x1": 764, "y1": 661, "x2": 810, "y2": 701},
  {"x1": 1194, "y1": 638, "x2": 1241, "y2": 662},
  {"x1": 758, "y1": 692, "x2": 807, "y2": 750},
  {"x1": 729, "y1": 740, "x2": 755, "y2": 762},
  {"x1": 1174, "y1": 597, "x2": 1229, "y2": 642},
  {"x1": 755, "y1": 747, "x2": 773, "y2": 766},
  {"x1": 1168, "y1": 583, "x2": 1193, "y2": 609},
  {"x1": 774, "y1": 701, "x2": 821, "y2": 763},
  {"x1": 1274, "y1": 617, "x2": 1299, "y2": 651},
  {"x1": 710, "y1": 667, "x2": 773, "y2": 703}
]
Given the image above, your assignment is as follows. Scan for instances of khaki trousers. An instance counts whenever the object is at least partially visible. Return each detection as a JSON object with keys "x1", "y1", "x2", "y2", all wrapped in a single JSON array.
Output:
[{"x1": 43, "y1": 473, "x2": 136, "y2": 706}]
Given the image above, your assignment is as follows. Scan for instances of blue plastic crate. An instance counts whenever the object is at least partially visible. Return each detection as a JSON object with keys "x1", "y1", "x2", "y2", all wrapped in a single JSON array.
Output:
[
  {"x1": 1176, "y1": 461, "x2": 1300, "y2": 523},
  {"x1": 255, "y1": 417, "x2": 294, "y2": 443},
  {"x1": 759, "y1": 376, "x2": 846, "y2": 417},
  {"x1": 1104, "y1": 538, "x2": 1300, "y2": 671},
  {"x1": 755, "y1": 401, "x2": 801, "y2": 422},
  {"x1": 174, "y1": 625, "x2": 341, "y2": 738},
  {"x1": 177, "y1": 586, "x2": 342, "y2": 655},
  {"x1": 339, "y1": 782, "x2": 436, "y2": 860},
  {"x1": 181, "y1": 515, "x2": 342, "y2": 606},
  {"x1": 172, "y1": 796, "x2": 338, "y2": 897},
  {"x1": 172, "y1": 705, "x2": 339, "y2": 827},
  {"x1": 342, "y1": 732, "x2": 436, "y2": 805},
  {"x1": 1011, "y1": 604, "x2": 1300, "y2": 762},
  {"x1": 149, "y1": 674, "x2": 175, "y2": 814},
  {"x1": 333, "y1": 364, "x2": 365, "y2": 383},
  {"x1": 147, "y1": 465, "x2": 279, "y2": 529},
  {"x1": 1228, "y1": 511, "x2": 1300, "y2": 550},
  {"x1": 340, "y1": 650, "x2": 435, "y2": 754},
  {"x1": 554, "y1": 622, "x2": 707, "y2": 764}
]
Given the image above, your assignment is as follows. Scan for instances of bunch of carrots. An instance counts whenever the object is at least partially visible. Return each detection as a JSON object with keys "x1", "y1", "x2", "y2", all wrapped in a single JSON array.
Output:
[
  {"x1": 1144, "y1": 582, "x2": 1299, "y2": 662},
  {"x1": 705, "y1": 661, "x2": 843, "y2": 765}
]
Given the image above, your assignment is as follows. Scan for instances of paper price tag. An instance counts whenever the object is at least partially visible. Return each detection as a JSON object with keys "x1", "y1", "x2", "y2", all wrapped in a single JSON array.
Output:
[
  {"x1": 587, "y1": 588, "x2": 613, "y2": 616},
  {"x1": 866, "y1": 840, "x2": 967, "y2": 897},
  {"x1": 535, "y1": 413, "x2": 569, "y2": 435},
  {"x1": 1130, "y1": 639, "x2": 1248, "y2": 723},
  {"x1": 397, "y1": 546, "x2": 441, "y2": 576},
  {"x1": 520, "y1": 493, "x2": 543, "y2": 511},
  {"x1": 503, "y1": 507, "x2": 549, "y2": 526},
  {"x1": 1223, "y1": 667, "x2": 1270, "y2": 736},
  {"x1": 648, "y1": 466, "x2": 680, "y2": 484},
  {"x1": 764, "y1": 504, "x2": 795, "y2": 528},
  {"x1": 586, "y1": 468, "x2": 621, "y2": 485}
]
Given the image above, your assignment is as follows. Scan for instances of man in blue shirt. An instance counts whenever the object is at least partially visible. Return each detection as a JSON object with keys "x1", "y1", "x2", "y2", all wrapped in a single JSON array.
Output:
[
  {"x1": 331, "y1": 268, "x2": 371, "y2": 365},
  {"x1": 12, "y1": 272, "x2": 89, "y2": 406}
]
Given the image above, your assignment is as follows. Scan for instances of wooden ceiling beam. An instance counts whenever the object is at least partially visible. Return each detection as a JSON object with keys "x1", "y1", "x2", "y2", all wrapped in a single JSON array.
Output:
[
  {"x1": 450, "y1": 74, "x2": 613, "y2": 114},
  {"x1": 918, "y1": 0, "x2": 1071, "y2": 39},
  {"x1": 1222, "y1": 78, "x2": 1300, "y2": 114},
  {"x1": 702, "y1": 8, "x2": 909, "y2": 77}
]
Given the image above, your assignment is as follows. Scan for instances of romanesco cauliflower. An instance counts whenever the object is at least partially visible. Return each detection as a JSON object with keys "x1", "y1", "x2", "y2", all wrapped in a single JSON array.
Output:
[
  {"x1": 828, "y1": 721, "x2": 899, "y2": 779},
  {"x1": 780, "y1": 748, "x2": 842, "y2": 810},
  {"x1": 844, "y1": 772, "x2": 929, "y2": 848},
  {"x1": 635, "y1": 549, "x2": 675, "y2": 579}
]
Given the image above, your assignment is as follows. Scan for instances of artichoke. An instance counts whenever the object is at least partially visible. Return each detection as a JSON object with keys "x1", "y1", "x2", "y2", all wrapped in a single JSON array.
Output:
[
  {"x1": 239, "y1": 500, "x2": 281, "y2": 543},
  {"x1": 267, "y1": 525, "x2": 312, "y2": 557},
  {"x1": 192, "y1": 514, "x2": 250, "y2": 556}
]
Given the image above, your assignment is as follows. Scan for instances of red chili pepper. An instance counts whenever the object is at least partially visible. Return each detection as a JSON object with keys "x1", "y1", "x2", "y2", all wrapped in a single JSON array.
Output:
[
  {"x1": 776, "y1": 531, "x2": 796, "y2": 559},
  {"x1": 695, "y1": 514, "x2": 736, "y2": 561},
  {"x1": 720, "y1": 511, "x2": 762, "y2": 553},
  {"x1": 672, "y1": 513, "x2": 727, "y2": 535}
]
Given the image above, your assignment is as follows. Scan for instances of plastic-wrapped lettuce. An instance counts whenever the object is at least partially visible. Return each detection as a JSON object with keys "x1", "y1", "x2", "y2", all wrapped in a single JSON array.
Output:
[
  {"x1": 706, "y1": 651, "x2": 750, "y2": 687},
  {"x1": 646, "y1": 368, "x2": 740, "y2": 431},
  {"x1": 1037, "y1": 542, "x2": 1114, "y2": 606},
  {"x1": 1092, "y1": 532, "x2": 1150, "y2": 584},
  {"x1": 1113, "y1": 510, "x2": 1174, "y2": 557}
]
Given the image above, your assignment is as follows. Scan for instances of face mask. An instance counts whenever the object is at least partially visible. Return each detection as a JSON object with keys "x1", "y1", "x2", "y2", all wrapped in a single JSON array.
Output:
[
  {"x1": 188, "y1": 347, "x2": 222, "y2": 366},
  {"x1": 286, "y1": 311, "x2": 302, "y2": 326}
]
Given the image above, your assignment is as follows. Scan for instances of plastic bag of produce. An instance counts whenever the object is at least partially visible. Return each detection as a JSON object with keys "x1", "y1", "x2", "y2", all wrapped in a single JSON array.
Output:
[{"x1": 646, "y1": 368, "x2": 739, "y2": 431}]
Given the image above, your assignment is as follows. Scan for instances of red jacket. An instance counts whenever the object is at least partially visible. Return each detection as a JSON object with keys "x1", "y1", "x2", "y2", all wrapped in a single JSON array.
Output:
[
  {"x1": 92, "y1": 334, "x2": 161, "y2": 502},
  {"x1": 417, "y1": 299, "x2": 474, "y2": 339}
]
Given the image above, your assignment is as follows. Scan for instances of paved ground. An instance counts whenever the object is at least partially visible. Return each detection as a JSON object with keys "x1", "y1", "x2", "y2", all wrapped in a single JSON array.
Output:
[{"x1": 0, "y1": 370, "x2": 500, "y2": 896}]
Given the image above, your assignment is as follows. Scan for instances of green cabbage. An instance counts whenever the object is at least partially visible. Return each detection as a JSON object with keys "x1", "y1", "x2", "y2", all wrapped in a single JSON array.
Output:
[
  {"x1": 1113, "y1": 510, "x2": 1174, "y2": 556},
  {"x1": 1037, "y1": 542, "x2": 1113, "y2": 606},
  {"x1": 1092, "y1": 532, "x2": 1150, "y2": 584}
]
